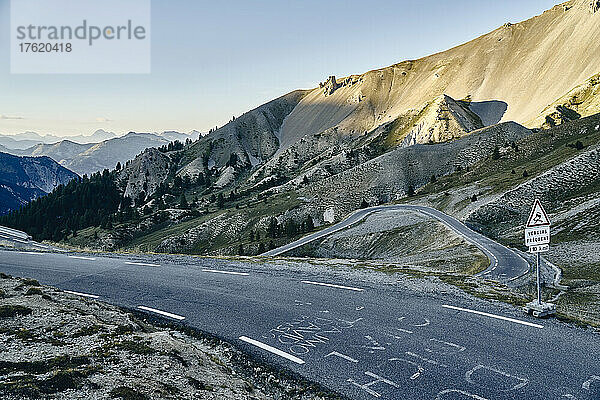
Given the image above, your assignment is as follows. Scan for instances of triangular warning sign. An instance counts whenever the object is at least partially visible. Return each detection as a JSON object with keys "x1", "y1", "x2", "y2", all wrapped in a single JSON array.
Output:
[{"x1": 526, "y1": 199, "x2": 550, "y2": 227}]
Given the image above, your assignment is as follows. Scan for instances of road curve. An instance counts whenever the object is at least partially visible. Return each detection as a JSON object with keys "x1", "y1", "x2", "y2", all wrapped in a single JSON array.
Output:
[
  {"x1": 0, "y1": 247, "x2": 599, "y2": 399},
  {"x1": 1, "y1": 229, "x2": 600, "y2": 399},
  {"x1": 262, "y1": 205, "x2": 530, "y2": 283}
]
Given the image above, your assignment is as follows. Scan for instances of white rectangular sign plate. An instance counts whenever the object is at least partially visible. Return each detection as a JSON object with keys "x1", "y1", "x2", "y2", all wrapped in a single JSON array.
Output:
[
  {"x1": 528, "y1": 244, "x2": 549, "y2": 253},
  {"x1": 525, "y1": 226, "x2": 550, "y2": 247}
]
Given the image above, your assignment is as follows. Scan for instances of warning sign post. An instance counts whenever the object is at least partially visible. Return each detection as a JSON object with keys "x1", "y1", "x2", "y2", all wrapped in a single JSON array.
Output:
[{"x1": 523, "y1": 199, "x2": 556, "y2": 318}]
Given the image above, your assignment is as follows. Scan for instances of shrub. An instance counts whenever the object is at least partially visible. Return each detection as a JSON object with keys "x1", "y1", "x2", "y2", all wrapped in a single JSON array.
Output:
[
  {"x1": 492, "y1": 146, "x2": 501, "y2": 160},
  {"x1": 25, "y1": 288, "x2": 43, "y2": 296},
  {"x1": 0, "y1": 305, "x2": 32, "y2": 318},
  {"x1": 110, "y1": 386, "x2": 149, "y2": 400}
]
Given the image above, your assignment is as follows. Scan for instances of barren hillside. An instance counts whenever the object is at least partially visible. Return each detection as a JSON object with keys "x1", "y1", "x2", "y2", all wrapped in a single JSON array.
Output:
[{"x1": 274, "y1": 0, "x2": 600, "y2": 150}]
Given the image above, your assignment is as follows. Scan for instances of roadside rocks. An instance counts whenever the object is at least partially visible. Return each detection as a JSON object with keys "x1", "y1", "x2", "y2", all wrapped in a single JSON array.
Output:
[{"x1": 0, "y1": 275, "x2": 338, "y2": 400}]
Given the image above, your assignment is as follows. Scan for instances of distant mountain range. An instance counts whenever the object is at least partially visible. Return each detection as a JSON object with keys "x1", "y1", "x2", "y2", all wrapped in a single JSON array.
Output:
[
  {"x1": 0, "y1": 130, "x2": 201, "y2": 176},
  {"x1": 0, "y1": 152, "x2": 78, "y2": 215},
  {"x1": 0, "y1": 129, "x2": 116, "y2": 148},
  {"x1": 0, "y1": 129, "x2": 201, "y2": 149}
]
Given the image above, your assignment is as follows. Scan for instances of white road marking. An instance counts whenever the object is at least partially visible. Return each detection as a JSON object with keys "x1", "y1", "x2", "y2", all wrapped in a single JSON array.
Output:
[
  {"x1": 301, "y1": 280, "x2": 364, "y2": 292},
  {"x1": 348, "y1": 371, "x2": 399, "y2": 398},
  {"x1": 389, "y1": 358, "x2": 424, "y2": 380},
  {"x1": 68, "y1": 256, "x2": 96, "y2": 261},
  {"x1": 425, "y1": 338, "x2": 466, "y2": 355},
  {"x1": 202, "y1": 269, "x2": 249, "y2": 276},
  {"x1": 402, "y1": 317, "x2": 430, "y2": 327},
  {"x1": 325, "y1": 351, "x2": 359, "y2": 363},
  {"x1": 583, "y1": 375, "x2": 600, "y2": 391},
  {"x1": 239, "y1": 336, "x2": 305, "y2": 365},
  {"x1": 137, "y1": 305, "x2": 185, "y2": 320},
  {"x1": 443, "y1": 305, "x2": 543, "y2": 329},
  {"x1": 436, "y1": 389, "x2": 489, "y2": 400},
  {"x1": 125, "y1": 261, "x2": 160, "y2": 267},
  {"x1": 14, "y1": 238, "x2": 29, "y2": 244},
  {"x1": 18, "y1": 251, "x2": 43, "y2": 255},
  {"x1": 63, "y1": 290, "x2": 99, "y2": 299},
  {"x1": 465, "y1": 365, "x2": 529, "y2": 391},
  {"x1": 406, "y1": 351, "x2": 448, "y2": 368}
]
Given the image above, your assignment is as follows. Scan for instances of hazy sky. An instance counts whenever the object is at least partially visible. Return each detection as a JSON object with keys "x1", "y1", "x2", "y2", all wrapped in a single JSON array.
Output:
[{"x1": 0, "y1": 0, "x2": 561, "y2": 136}]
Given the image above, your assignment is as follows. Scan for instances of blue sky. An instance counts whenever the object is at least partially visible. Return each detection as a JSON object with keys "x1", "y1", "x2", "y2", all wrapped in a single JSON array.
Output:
[{"x1": 0, "y1": 0, "x2": 561, "y2": 136}]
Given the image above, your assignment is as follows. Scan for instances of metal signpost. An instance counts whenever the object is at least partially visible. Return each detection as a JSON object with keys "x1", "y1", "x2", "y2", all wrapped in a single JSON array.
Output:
[{"x1": 523, "y1": 199, "x2": 556, "y2": 317}]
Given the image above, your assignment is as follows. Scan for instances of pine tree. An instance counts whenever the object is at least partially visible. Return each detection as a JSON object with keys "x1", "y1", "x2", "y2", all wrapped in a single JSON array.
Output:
[
  {"x1": 492, "y1": 146, "x2": 501, "y2": 160},
  {"x1": 179, "y1": 194, "x2": 188, "y2": 209}
]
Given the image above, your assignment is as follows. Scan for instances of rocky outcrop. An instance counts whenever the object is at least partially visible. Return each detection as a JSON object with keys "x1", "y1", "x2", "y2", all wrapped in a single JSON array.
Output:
[
  {"x1": 531, "y1": 72, "x2": 600, "y2": 129},
  {"x1": 119, "y1": 148, "x2": 171, "y2": 201},
  {"x1": 401, "y1": 95, "x2": 484, "y2": 146},
  {"x1": 321, "y1": 76, "x2": 340, "y2": 96}
]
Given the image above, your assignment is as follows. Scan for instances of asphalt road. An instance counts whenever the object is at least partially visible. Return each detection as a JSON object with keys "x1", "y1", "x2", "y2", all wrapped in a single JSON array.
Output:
[
  {"x1": 1, "y1": 229, "x2": 599, "y2": 399},
  {"x1": 263, "y1": 205, "x2": 531, "y2": 283}
]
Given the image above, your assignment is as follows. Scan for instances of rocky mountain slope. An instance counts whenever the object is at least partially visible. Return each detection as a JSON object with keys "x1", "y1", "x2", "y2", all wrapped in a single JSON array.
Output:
[
  {"x1": 0, "y1": 153, "x2": 78, "y2": 215},
  {"x1": 530, "y1": 71, "x2": 600, "y2": 129},
  {"x1": 179, "y1": 90, "x2": 308, "y2": 178},
  {"x1": 4, "y1": 0, "x2": 600, "y2": 264},
  {"x1": 257, "y1": 0, "x2": 600, "y2": 156},
  {"x1": 160, "y1": 0, "x2": 600, "y2": 201}
]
